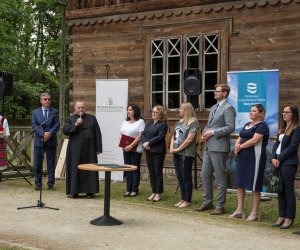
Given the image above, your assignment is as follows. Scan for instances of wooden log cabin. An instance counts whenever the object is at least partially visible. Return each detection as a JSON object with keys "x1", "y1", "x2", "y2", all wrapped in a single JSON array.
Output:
[{"x1": 66, "y1": 0, "x2": 300, "y2": 185}]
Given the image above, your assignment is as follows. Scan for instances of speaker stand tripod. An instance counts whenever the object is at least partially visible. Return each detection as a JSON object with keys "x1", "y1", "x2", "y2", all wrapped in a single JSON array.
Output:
[{"x1": 6, "y1": 159, "x2": 32, "y2": 186}]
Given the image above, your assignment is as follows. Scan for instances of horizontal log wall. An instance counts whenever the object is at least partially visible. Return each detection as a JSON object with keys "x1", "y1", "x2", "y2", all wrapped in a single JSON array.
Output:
[
  {"x1": 68, "y1": 1, "x2": 300, "y2": 115},
  {"x1": 68, "y1": 1, "x2": 300, "y2": 182}
]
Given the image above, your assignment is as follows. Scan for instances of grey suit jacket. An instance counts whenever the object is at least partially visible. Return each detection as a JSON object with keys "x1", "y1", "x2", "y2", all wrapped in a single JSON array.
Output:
[{"x1": 203, "y1": 100, "x2": 236, "y2": 152}]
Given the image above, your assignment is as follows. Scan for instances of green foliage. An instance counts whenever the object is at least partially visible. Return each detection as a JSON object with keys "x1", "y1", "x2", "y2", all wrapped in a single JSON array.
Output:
[{"x1": 0, "y1": 0, "x2": 67, "y2": 120}]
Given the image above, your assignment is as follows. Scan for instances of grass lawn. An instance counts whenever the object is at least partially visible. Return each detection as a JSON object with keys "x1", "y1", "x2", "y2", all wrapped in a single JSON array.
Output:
[{"x1": 2, "y1": 177, "x2": 300, "y2": 228}]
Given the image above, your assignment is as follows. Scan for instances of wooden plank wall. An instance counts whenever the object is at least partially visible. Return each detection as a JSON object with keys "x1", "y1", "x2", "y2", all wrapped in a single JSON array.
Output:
[
  {"x1": 229, "y1": 4, "x2": 300, "y2": 110},
  {"x1": 69, "y1": 20, "x2": 145, "y2": 113},
  {"x1": 68, "y1": 1, "x2": 300, "y2": 114},
  {"x1": 68, "y1": 1, "x2": 300, "y2": 181}
]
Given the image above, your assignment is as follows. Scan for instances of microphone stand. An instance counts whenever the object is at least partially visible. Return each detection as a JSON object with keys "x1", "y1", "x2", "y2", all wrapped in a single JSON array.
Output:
[
  {"x1": 0, "y1": 133, "x2": 32, "y2": 185},
  {"x1": 18, "y1": 112, "x2": 59, "y2": 210},
  {"x1": 5, "y1": 159, "x2": 32, "y2": 186}
]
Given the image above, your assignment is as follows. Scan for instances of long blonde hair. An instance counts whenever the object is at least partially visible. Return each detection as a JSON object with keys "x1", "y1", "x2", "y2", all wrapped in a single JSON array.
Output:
[{"x1": 180, "y1": 102, "x2": 197, "y2": 125}]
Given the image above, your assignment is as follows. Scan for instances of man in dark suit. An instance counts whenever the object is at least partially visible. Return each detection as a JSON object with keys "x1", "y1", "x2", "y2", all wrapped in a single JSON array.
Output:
[
  {"x1": 32, "y1": 93, "x2": 60, "y2": 190},
  {"x1": 195, "y1": 84, "x2": 236, "y2": 215}
]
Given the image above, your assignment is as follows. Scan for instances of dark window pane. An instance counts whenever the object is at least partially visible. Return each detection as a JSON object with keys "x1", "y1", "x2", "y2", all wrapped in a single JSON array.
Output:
[
  {"x1": 205, "y1": 35, "x2": 218, "y2": 53},
  {"x1": 205, "y1": 54, "x2": 218, "y2": 71},
  {"x1": 168, "y1": 39, "x2": 180, "y2": 56},
  {"x1": 152, "y1": 58, "x2": 163, "y2": 74},
  {"x1": 168, "y1": 75, "x2": 180, "y2": 91},
  {"x1": 204, "y1": 91, "x2": 215, "y2": 109},
  {"x1": 168, "y1": 57, "x2": 180, "y2": 73},
  {"x1": 187, "y1": 56, "x2": 199, "y2": 69},
  {"x1": 187, "y1": 96, "x2": 199, "y2": 109},
  {"x1": 152, "y1": 93, "x2": 163, "y2": 106},
  {"x1": 152, "y1": 40, "x2": 163, "y2": 57},
  {"x1": 168, "y1": 93, "x2": 180, "y2": 109},
  {"x1": 187, "y1": 37, "x2": 199, "y2": 55},
  {"x1": 205, "y1": 73, "x2": 217, "y2": 90},
  {"x1": 152, "y1": 75, "x2": 163, "y2": 91}
]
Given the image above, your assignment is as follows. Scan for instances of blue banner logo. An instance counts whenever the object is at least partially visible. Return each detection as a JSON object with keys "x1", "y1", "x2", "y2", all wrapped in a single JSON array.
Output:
[
  {"x1": 238, "y1": 72, "x2": 267, "y2": 112},
  {"x1": 227, "y1": 70, "x2": 279, "y2": 137}
]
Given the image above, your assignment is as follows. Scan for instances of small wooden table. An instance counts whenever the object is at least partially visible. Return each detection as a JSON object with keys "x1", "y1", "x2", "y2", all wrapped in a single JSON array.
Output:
[{"x1": 78, "y1": 163, "x2": 137, "y2": 226}]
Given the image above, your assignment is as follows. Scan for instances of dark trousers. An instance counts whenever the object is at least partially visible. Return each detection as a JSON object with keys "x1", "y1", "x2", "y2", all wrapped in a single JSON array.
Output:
[
  {"x1": 34, "y1": 146, "x2": 56, "y2": 187},
  {"x1": 173, "y1": 154, "x2": 194, "y2": 202},
  {"x1": 146, "y1": 152, "x2": 165, "y2": 194},
  {"x1": 123, "y1": 151, "x2": 142, "y2": 193},
  {"x1": 278, "y1": 165, "x2": 298, "y2": 219}
]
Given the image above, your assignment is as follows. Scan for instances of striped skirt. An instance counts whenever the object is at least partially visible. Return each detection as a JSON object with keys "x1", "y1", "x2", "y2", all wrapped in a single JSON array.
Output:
[{"x1": 0, "y1": 138, "x2": 8, "y2": 167}]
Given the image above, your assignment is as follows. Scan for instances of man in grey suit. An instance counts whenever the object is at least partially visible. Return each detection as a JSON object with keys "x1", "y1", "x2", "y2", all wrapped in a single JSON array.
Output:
[{"x1": 195, "y1": 83, "x2": 236, "y2": 215}]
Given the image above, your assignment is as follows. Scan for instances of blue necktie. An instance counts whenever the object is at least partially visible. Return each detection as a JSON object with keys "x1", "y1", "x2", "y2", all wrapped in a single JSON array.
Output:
[
  {"x1": 213, "y1": 104, "x2": 219, "y2": 114},
  {"x1": 44, "y1": 109, "x2": 48, "y2": 120}
]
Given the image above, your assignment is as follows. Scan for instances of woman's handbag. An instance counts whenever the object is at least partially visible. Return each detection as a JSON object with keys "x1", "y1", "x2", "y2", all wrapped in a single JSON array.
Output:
[{"x1": 266, "y1": 168, "x2": 283, "y2": 193}]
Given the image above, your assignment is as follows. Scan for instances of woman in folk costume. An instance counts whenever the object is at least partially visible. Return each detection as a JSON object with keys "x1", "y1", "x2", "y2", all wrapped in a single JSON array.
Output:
[{"x1": 0, "y1": 114, "x2": 10, "y2": 181}]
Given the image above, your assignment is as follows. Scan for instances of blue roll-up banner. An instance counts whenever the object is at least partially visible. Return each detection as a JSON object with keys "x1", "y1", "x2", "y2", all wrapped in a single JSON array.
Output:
[{"x1": 227, "y1": 70, "x2": 279, "y2": 138}]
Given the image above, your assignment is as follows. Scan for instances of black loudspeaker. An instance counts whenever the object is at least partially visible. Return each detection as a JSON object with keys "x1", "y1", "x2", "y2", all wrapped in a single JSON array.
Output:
[
  {"x1": 0, "y1": 72, "x2": 13, "y2": 96},
  {"x1": 184, "y1": 68, "x2": 202, "y2": 96}
]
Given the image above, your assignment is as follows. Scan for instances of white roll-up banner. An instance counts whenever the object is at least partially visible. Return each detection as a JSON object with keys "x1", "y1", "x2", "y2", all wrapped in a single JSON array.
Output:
[{"x1": 96, "y1": 79, "x2": 128, "y2": 181}]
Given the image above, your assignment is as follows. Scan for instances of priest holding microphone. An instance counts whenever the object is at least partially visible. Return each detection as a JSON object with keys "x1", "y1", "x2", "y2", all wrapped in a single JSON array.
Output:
[{"x1": 63, "y1": 101, "x2": 102, "y2": 198}]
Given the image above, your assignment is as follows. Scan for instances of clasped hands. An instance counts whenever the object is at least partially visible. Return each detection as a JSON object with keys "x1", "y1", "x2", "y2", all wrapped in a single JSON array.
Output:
[
  {"x1": 201, "y1": 130, "x2": 213, "y2": 142},
  {"x1": 271, "y1": 158, "x2": 280, "y2": 168},
  {"x1": 142, "y1": 142, "x2": 150, "y2": 151},
  {"x1": 43, "y1": 132, "x2": 51, "y2": 142},
  {"x1": 234, "y1": 143, "x2": 241, "y2": 156}
]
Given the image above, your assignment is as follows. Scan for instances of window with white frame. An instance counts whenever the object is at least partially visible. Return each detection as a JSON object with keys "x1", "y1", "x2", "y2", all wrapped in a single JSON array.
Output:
[{"x1": 150, "y1": 33, "x2": 220, "y2": 110}]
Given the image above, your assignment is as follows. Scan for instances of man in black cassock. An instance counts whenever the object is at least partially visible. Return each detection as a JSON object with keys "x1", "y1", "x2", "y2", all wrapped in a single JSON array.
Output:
[{"x1": 63, "y1": 101, "x2": 102, "y2": 198}]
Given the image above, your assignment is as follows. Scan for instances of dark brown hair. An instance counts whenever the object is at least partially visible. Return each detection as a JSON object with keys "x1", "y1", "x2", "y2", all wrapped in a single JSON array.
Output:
[
  {"x1": 279, "y1": 105, "x2": 299, "y2": 135},
  {"x1": 126, "y1": 104, "x2": 142, "y2": 121}
]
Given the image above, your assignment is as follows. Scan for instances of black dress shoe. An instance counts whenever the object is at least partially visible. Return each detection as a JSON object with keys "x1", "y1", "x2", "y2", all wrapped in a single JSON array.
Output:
[
  {"x1": 48, "y1": 185, "x2": 55, "y2": 190},
  {"x1": 68, "y1": 194, "x2": 78, "y2": 198},
  {"x1": 280, "y1": 221, "x2": 294, "y2": 229},
  {"x1": 272, "y1": 219, "x2": 285, "y2": 227},
  {"x1": 86, "y1": 193, "x2": 94, "y2": 199},
  {"x1": 35, "y1": 186, "x2": 41, "y2": 191}
]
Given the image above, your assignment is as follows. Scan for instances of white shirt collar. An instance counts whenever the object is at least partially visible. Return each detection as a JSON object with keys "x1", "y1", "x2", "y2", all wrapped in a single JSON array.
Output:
[{"x1": 217, "y1": 99, "x2": 226, "y2": 107}]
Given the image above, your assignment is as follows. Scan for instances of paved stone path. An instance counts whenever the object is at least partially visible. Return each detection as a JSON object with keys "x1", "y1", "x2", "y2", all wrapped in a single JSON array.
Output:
[{"x1": 0, "y1": 184, "x2": 299, "y2": 250}]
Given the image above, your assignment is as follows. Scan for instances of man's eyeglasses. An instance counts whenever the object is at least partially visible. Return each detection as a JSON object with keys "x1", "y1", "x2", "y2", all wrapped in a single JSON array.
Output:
[
  {"x1": 214, "y1": 90, "x2": 223, "y2": 93},
  {"x1": 152, "y1": 111, "x2": 159, "y2": 114},
  {"x1": 42, "y1": 98, "x2": 51, "y2": 101},
  {"x1": 282, "y1": 111, "x2": 292, "y2": 115}
]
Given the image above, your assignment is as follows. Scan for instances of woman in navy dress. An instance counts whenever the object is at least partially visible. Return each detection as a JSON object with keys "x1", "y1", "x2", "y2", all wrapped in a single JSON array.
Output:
[
  {"x1": 271, "y1": 105, "x2": 300, "y2": 229},
  {"x1": 230, "y1": 104, "x2": 269, "y2": 221}
]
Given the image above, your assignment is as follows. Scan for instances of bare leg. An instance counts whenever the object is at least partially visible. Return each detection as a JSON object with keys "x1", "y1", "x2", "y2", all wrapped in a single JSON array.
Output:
[
  {"x1": 229, "y1": 188, "x2": 245, "y2": 218},
  {"x1": 250, "y1": 191, "x2": 260, "y2": 215},
  {"x1": 236, "y1": 188, "x2": 245, "y2": 212},
  {"x1": 246, "y1": 191, "x2": 260, "y2": 221}
]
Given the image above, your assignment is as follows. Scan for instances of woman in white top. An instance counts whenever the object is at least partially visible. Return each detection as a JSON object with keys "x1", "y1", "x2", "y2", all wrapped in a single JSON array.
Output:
[{"x1": 120, "y1": 104, "x2": 145, "y2": 197}]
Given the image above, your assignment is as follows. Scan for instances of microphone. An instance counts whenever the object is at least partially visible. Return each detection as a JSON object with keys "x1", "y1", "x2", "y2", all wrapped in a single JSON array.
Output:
[{"x1": 79, "y1": 112, "x2": 82, "y2": 118}]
